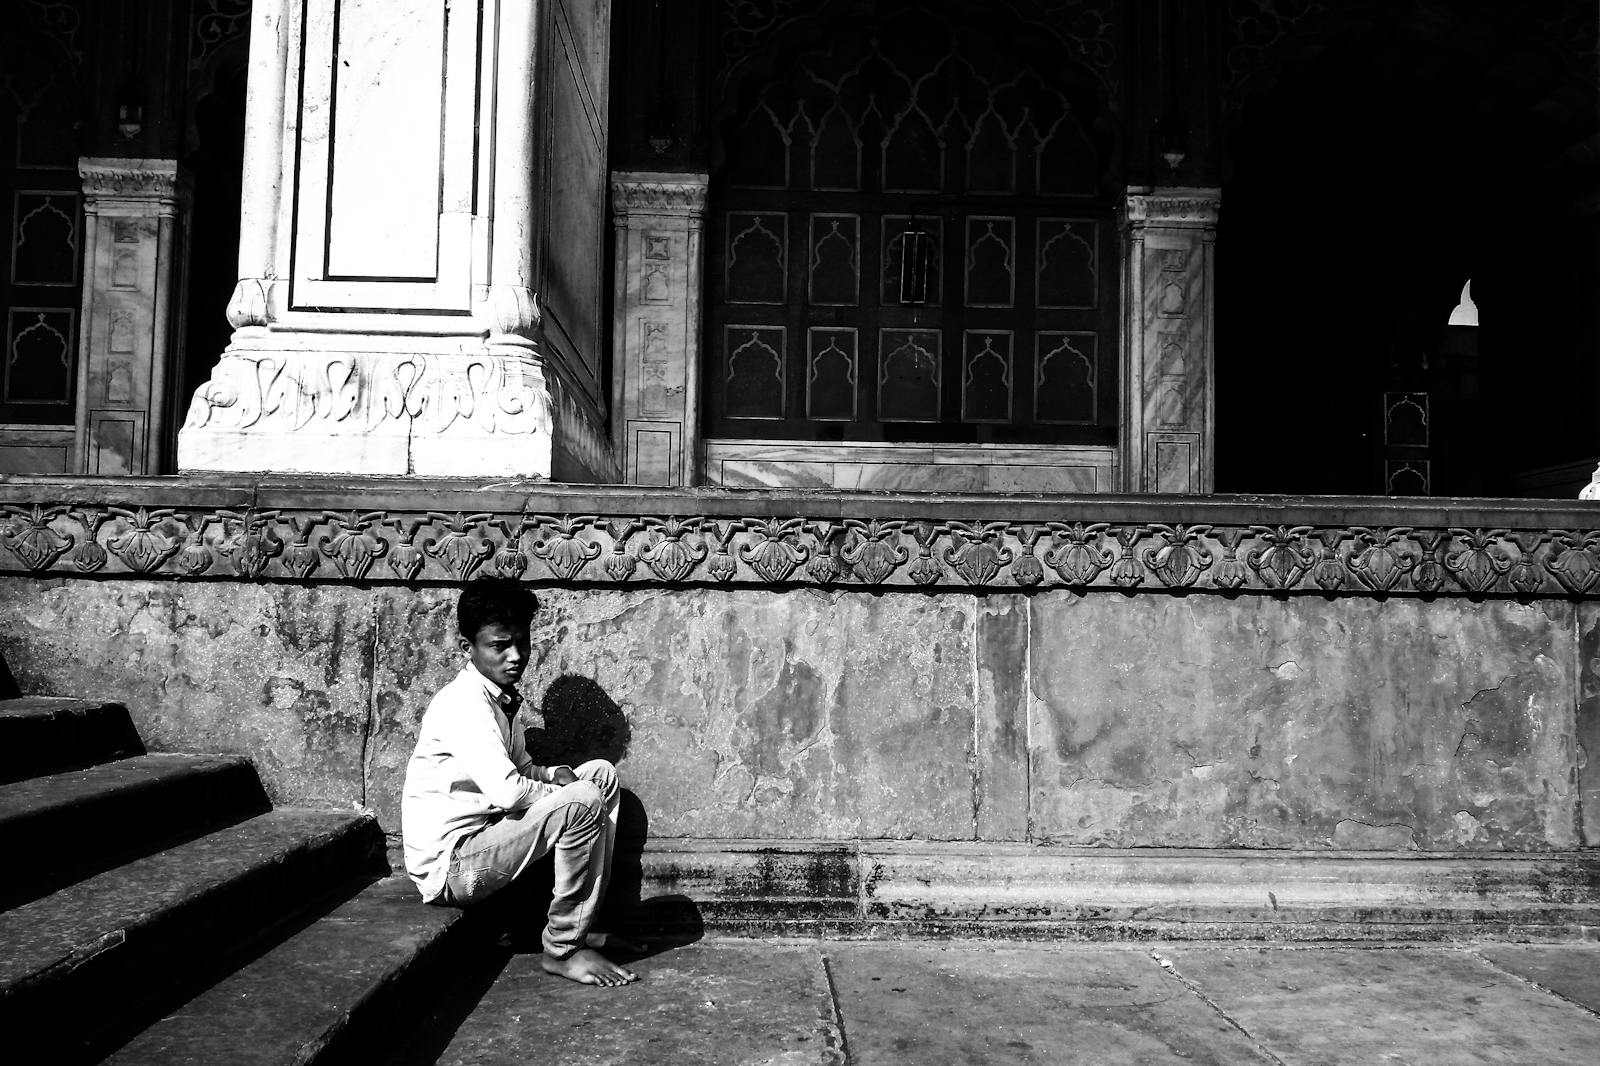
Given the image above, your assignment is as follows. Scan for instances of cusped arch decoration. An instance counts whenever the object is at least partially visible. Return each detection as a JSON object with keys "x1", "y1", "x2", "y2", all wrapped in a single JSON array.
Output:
[{"x1": 713, "y1": 0, "x2": 1122, "y2": 189}]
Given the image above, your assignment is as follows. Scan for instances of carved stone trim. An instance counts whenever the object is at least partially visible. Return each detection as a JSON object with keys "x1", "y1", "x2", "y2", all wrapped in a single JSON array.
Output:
[
  {"x1": 5, "y1": 478, "x2": 1600, "y2": 597},
  {"x1": 611, "y1": 173, "x2": 710, "y2": 218},
  {"x1": 78, "y1": 158, "x2": 194, "y2": 207},
  {"x1": 181, "y1": 351, "x2": 551, "y2": 438},
  {"x1": 1122, "y1": 189, "x2": 1221, "y2": 227}
]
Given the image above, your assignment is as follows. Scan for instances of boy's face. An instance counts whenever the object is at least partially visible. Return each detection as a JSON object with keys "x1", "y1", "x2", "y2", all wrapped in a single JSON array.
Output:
[{"x1": 461, "y1": 621, "x2": 530, "y2": 690}]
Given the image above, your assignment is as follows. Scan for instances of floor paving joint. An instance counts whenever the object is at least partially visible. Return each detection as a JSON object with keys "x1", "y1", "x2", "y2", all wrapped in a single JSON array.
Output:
[
  {"x1": 1148, "y1": 947, "x2": 1289, "y2": 1066},
  {"x1": 1471, "y1": 944, "x2": 1600, "y2": 1021},
  {"x1": 817, "y1": 951, "x2": 853, "y2": 1066}
]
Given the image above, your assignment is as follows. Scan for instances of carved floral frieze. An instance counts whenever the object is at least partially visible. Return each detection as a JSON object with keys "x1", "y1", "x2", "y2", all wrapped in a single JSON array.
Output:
[{"x1": 4, "y1": 498, "x2": 1600, "y2": 598}]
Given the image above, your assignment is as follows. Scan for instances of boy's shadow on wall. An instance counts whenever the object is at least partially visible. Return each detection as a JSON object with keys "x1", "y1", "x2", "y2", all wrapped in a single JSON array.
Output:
[{"x1": 515, "y1": 674, "x2": 703, "y2": 956}]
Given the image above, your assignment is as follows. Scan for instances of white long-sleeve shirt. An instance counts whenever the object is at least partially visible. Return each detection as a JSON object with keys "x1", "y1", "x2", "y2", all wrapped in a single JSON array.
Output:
[{"x1": 400, "y1": 663, "x2": 567, "y2": 902}]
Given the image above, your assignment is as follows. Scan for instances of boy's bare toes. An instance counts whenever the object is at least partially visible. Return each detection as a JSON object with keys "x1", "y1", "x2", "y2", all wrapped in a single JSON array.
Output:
[{"x1": 542, "y1": 947, "x2": 640, "y2": 986}]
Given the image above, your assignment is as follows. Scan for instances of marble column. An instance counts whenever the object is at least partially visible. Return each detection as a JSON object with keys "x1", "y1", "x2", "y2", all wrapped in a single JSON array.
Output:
[
  {"x1": 74, "y1": 158, "x2": 192, "y2": 475},
  {"x1": 1119, "y1": 188, "x2": 1220, "y2": 494},
  {"x1": 178, "y1": 0, "x2": 616, "y2": 480},
  {"x1": 610, "y1": 172, "x2": 708, "y2": 486}
]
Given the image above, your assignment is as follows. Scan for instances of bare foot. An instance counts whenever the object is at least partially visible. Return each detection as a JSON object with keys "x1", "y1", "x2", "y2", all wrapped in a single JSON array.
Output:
[
  {"x1": 542, "y1": 947, "x2": 639, "y2": 987},
  {"x1": 585, "y1": 931, "x2": 647, "y2": 954}
]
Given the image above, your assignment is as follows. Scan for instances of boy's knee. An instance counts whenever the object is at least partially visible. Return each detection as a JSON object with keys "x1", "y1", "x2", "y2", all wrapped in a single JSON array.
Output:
[
  {"x1": 575, "y1": 759, "x2": 618, "y2": 800},
  {"x1": 564, "y1": 778, "x2": 605, "y2": 812}
]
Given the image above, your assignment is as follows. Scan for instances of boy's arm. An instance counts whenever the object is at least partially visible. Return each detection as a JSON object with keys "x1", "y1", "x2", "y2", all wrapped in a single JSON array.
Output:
[
  {"x1": 450, "y1": 712, "x2": 550, "y2": 811},
  {"x1": 509, "y1": 722, "x2": 575, "y2": 785}
]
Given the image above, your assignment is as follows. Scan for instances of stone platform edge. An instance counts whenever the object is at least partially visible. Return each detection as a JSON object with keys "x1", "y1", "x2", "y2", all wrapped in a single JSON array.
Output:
[
  {"x1": 1, "y1": 474, "x2": 1598, "y2": 597},
  {"x1": 613, "y1": 839, "x2": 1600, "y2": 942}
]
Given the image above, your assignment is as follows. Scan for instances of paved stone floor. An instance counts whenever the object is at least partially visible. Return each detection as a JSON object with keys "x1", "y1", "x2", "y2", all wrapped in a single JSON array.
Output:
[{"x1": 397, "y1": 939, "x2": 1600, "y2": 1065}]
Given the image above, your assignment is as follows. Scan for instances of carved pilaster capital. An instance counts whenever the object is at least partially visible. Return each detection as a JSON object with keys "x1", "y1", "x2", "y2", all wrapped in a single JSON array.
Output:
[
  {"x1": 1121, "y1": 187, "x2": 1221, "y2": 229},
  {"x1": 78, "y1": 157, "x2": 194, "y2": 209},
  {"x1": 611, "y1": 171, "x2": 710, "y2": 221}
]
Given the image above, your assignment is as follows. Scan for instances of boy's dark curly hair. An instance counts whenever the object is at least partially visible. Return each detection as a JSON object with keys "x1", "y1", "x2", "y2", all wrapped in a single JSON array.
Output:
[{"x1": 457, "y1": 578, "x2": 539, "y2": 639}]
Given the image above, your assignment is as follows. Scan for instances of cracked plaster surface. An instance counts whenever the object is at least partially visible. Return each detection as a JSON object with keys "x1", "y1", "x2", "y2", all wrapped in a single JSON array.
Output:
[
  {"x1": 1028, "y1": 593, "x2": 1578, "y2": 849},
  {"x1": 0, "y1": 578, "x2": 1584, "y2": 850}
]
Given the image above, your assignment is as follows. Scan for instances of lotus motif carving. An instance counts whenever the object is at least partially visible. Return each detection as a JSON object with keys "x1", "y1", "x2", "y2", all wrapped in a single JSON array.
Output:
[
  {"x1": 107, "y1": 507, "x2": 180, "y2": 574},
  {"x1": 1347, "y1": 528, "x2": 1415, "y2": 592},
  {"x1": 322, "y1": 511, "x2": 389, "y2": 580},
  {"x1": 1445, "y1": 528, "x2": 1510, "y2": 595},
  {"x1": 841, "y1": 520, "x2": 907, "y2": 585},
  {"x1": 1545, "y1": 530, "x2": 1600, "y2": 595},
  {"x1": 944, "y1": 523, "x2": 1013, "y2": 586},
  {"x1": 219, "y1": 509, "x2": 284, "y2": 579},
  {"x1": 1045, "y1": 522, "x2": 1112, "y2": 586},
  {"x1": 641, "y1": 517, "x2": 706, "y2": 582},
  {"x1": 427, "y1": 512, "x2": 494, "y2": 581},
  {"x1": 531, "y1": 515, "x2": 601, "y2": 581},
  {"x1": 739, "y1": 518, "x2": 810, "y2": 584},
  {"x1": 1142, "y1": 524, "x2": 1213, "y2": 588},
  {"x1": 1247, "y1": 525, "x2": 1313, "y2": 589},
  {"x1": 2, "y1": 505, "x2": 73, "y2": 571}
]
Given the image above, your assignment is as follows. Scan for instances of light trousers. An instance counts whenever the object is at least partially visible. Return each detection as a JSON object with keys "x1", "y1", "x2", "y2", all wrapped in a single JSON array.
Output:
[{"x1": 443, "y1": 759, "x2": 619, "y2": 958}]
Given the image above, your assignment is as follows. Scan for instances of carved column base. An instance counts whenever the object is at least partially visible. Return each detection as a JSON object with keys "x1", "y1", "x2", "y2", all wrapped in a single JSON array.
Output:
[{"x1": 177, "y1": 346, "x2": 555, "y2": 477}]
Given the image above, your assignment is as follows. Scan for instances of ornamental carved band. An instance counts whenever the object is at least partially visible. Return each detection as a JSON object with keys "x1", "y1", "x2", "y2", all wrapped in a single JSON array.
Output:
[
  {"x1": 1123, "y1": 195, "x2": 1219, "y2": 226},
  {"x1": 184, "y1": 352, "x2": 549, "y2": 436},
  {"x1": 79, "y1": 159, "x2": 194, "y2": 206},
  {"x1": 4, "y1": 503, "x2": 1600, "y2": 597},
  {"x1": 610, "y1": 178, "x2": 710, "y2": 218}
]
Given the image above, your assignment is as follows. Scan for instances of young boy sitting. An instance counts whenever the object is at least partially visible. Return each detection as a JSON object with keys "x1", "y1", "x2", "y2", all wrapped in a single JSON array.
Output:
[{"x1": 401, "y1": 578, "x2": 639, "y2": 986}]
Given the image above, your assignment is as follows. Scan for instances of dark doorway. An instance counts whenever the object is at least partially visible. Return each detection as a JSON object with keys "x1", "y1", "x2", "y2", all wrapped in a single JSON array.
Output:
[{"x1": 1216, "y1": 1, "x2": 1600, "y2": 497}]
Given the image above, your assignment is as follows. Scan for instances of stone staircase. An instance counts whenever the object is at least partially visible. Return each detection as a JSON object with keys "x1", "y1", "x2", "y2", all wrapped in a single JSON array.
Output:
[
  {"x1": 6, "y1": 692, "x2": 1598, "y2": 1061},
  {"x1": 0, "y1": 697, "x2": 484, "y2": 1064}
]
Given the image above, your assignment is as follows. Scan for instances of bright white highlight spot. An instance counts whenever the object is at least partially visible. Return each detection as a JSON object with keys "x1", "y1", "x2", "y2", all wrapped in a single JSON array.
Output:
[{"x1": 1448, "y1": 279, "x2": 1478, "y2": 326}]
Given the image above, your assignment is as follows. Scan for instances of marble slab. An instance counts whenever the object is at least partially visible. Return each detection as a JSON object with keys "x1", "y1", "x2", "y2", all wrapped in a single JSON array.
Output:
[{"x1": 1160, "y1": 945, "x2": 1600, "y2": 1065}]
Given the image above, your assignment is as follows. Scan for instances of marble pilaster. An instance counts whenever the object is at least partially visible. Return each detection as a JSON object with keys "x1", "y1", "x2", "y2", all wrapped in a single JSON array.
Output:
[
  {"x1": 610, "y1": 172, "x2": 708, "y2": 486},
  {"x1": 177, "y1": 0, "x2": 615, "y2": 480},
  {"x1": 1119, "y1": 188, "x2": 1219, "y2": 494},
  {"x1": 74, "y1": 158, "x2": 192, "y2": 475}
]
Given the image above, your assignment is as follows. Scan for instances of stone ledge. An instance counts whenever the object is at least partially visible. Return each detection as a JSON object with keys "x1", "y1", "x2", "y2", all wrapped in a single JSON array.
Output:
[
  {"x1": 0, "y1": 474, "x2": 1597, "y2": 595},
  {"x1": 626, "y1": 840, "x2": 1600, "y2": 942}
]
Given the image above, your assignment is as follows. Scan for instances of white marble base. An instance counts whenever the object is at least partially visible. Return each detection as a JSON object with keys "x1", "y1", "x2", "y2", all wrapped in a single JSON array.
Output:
[
  {"x1": 703, "y1": 440, "x2": 1117, "y2": 493},
  {"x1": 178, "y1": 344, "x2": 555, "y2": 477}
]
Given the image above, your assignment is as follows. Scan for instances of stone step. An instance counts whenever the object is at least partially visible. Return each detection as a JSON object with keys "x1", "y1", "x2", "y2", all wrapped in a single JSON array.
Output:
[
  {"x1": 101, "y1": 873, "x2": 479, "y2": 1066},
  {"x1": 0, "y1": 808, "x2": 386, "y2": 1060},
  {"x1": 0, "y1": 753, "x2": 269, "y2": 904},
  {"x1": 0, "y1": 696, "x2": 144, "y2": 783},
  {"x1": 619, "y1": 840, "x2": 1600, "y2": 941}
]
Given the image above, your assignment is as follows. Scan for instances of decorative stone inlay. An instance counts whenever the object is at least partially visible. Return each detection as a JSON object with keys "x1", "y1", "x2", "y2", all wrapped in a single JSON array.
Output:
[{"x1": 3, "y1": 477, "x2": 1600, "y2": 597}]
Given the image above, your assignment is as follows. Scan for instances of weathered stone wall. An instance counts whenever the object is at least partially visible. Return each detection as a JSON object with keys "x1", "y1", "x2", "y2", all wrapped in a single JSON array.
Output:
[{"x1": 0, "y1": 574, "x2": 1585, "y2": 851}]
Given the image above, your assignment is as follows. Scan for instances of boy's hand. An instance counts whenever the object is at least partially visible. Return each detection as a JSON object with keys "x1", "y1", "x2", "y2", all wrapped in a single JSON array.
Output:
[{"x1": 549, "y1": 765, "x2": 578, "y2": 786}]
